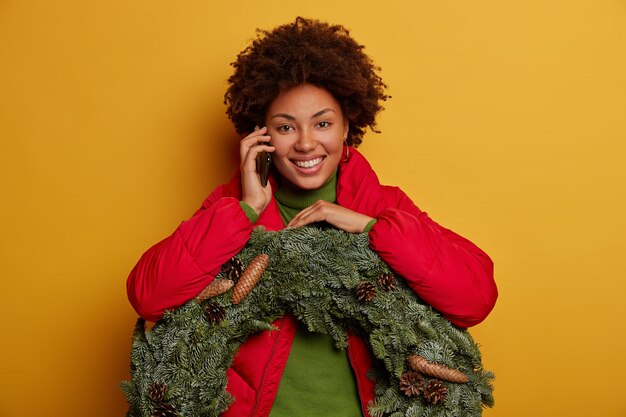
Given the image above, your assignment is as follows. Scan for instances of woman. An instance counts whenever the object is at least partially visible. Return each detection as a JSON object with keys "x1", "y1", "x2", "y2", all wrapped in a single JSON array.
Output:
[{"x1": 127, "y1": 17, "x2": 497, "y2": 417}]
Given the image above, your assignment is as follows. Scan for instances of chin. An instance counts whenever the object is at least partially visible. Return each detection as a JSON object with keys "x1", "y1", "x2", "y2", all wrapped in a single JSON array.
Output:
[{"x1": 290, "y1": 177, "x2": 326, "y2": 190}]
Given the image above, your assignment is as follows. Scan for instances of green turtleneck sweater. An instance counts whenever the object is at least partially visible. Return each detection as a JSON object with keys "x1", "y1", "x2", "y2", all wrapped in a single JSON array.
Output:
[{"x1": 239, "y1": 173, "x2": 375, "y2": 417}]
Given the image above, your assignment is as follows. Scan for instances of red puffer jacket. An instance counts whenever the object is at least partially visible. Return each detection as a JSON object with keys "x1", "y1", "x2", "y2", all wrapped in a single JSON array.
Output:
[{"x1": 127, "y1": 147, "x2": 497, "y2": 417}]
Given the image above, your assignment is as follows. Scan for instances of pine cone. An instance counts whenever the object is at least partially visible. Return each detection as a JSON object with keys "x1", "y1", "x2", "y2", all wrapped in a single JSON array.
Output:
[
  {"x1": 195, "y1": 278, "x2": 234, "y2": 301},
  {"x1": 204, "y1": 302, "x2": 226, "y2": 324},
  {"x1": 407, "y1": 354, "x2": 469, "y2": 383},
  {"x1": 423, "y1": 380, "x2": 448, "y2": 404},
  {"x1": 378, "y1": 273, "x2": 396, "y2": 291},
  {"x1": 232, "y1": 254, "x2": 269, "y2": 304},
  {"x1": 147, "y1": 382, "x2": 168, "y2": 403},
  {"x1": 399, "y1": 371, "x2": 424, "y2": 397},
  {"x1": 222, "y1": 257, "x2": 244, "y2": 280},
  {"x1": 150, "y1": 403, "x2": 177, "y2": 417},
  {"x1": 356, "y1": 282, "x2": 376, "y2": 303}
]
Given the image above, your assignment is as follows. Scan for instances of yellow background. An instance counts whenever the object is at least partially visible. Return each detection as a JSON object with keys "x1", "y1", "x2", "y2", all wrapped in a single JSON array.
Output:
[{"x1": 1, "y1": 1, "x2": 625, "y2": 416}]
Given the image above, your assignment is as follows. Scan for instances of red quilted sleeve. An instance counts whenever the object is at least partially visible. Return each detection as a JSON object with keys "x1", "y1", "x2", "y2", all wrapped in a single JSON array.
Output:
[
  {"x1": 127, "y1": 183, "x2": 254, "y2": 321},
  {"x1": 369, "y1": 187, "x2": 497, "y2": 328}
]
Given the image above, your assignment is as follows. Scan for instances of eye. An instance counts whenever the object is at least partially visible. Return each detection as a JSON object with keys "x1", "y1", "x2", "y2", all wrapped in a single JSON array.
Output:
[
  {"x1": 317, "y1": 121, "x2": 332, "y2": 128},
  {"x1": 277, "y1": 125, "x2": 294, "y2": 133}
]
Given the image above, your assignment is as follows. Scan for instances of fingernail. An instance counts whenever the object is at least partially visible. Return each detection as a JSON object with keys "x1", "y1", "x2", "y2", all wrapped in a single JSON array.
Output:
[{"x1": 254, "y1": 125, "x2": 259, "y2": 131}]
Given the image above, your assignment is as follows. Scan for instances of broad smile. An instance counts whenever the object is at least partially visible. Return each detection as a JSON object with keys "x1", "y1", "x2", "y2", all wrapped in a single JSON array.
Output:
[{"x1": 291, "y1": 156, "x2": 325, "y2": 169}]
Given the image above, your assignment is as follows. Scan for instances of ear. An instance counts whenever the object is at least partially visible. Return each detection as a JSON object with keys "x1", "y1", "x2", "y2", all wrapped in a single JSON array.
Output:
[{"x1": 343, "y1": 118, "x2": 349, "y2": 141}]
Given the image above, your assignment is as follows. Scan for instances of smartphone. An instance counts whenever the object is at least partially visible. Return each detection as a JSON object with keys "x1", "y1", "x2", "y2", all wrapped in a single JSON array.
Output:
[{"x1": 256, "y1": 151, "x2": 272, "y2": 187}]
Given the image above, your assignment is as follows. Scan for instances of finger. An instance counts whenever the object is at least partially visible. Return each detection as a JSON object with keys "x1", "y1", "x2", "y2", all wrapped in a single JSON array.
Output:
[
  {"x1": 241, "y1": 138, "x2": 272, "y2": 164},
  {"x1": 287, "y1": 202, "x2": 326, "y2": 227},
  {"x1": 240, "y1": 134, "x2": 271, "y2": 156},
  {"x1": 241, "y1": 134, "x2": 271, "y2": 146},
  {"x1": 288, "y1": 210, "x2": 325, "y2": 228},
  {"x1": 241, "y1": 126, "x2": 267, "y2": 142},
  {"x1": 240, "y1": 128, "x2": 270, "y2": 157},
  {"x1": 286, "y1": 202, "x2": 318, "y2": 227},
  {"x1": 241, "y1": 144, "x2": 275, "y2": 170},
  {"x1": 240, "y1": 128, "x2": 271, "y2": 160},
  {"x1": 292, "y1": 201, "x2": 328, "y2": 219}
]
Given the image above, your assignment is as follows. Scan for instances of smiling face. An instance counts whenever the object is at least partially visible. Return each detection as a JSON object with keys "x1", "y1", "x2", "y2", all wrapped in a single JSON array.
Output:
[{"x1": 265, "y1": 84, "x2": 349, "y2": 190}]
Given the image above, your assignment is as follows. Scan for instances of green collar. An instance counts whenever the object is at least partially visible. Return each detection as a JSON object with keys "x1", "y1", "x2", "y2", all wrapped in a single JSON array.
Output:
[{"x1": 274, "y1": 171, "x2": 337, "y2": 210}]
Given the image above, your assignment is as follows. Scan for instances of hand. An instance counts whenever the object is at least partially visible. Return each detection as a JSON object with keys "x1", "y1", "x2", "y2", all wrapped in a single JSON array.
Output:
[
  {"x1": 287, "y1": 200, "x2": 374, "y2": 233},
  {"x1": 240, "y1": 126, "x2": 275, "y2": 215}
]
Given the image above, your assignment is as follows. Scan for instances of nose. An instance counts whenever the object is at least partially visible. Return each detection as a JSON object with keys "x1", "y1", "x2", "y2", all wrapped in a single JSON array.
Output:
[{"x1": 293, "y1": 127, "x2": 316, "y2": 152}]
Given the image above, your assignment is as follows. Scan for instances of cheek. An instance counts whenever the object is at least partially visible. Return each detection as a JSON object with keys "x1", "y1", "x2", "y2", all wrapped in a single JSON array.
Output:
[
  {"x1": 324, "y1": 134, "x2": 345, "y2": 154},
  {"x1": 268, "y1": 133, "x2": 289, "y2": 155},
  {"x1": 271, "y1": 141, "x2": 290, "y2": 159}
]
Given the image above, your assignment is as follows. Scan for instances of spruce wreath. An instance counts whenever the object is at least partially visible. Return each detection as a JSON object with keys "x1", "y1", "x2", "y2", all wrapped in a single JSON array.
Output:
[{"x1": 121, "y1": 227, "x2": 494, "y2": 417}]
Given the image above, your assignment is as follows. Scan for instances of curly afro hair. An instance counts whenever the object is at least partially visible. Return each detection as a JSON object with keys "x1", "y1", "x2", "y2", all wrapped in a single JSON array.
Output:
[{"x1": 224, "y1": 17, "x2": 389, "y2": 147}]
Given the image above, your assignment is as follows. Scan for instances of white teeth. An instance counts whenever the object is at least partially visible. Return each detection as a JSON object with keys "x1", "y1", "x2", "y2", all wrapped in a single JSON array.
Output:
[{"x1": 294, "y1": 157, "x2": 323, "y2": 168}]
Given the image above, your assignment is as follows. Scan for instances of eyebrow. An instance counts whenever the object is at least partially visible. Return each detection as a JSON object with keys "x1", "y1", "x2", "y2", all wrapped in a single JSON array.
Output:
[{"x1": 270, "y1": 108, "x2": 335, "y2": 121}]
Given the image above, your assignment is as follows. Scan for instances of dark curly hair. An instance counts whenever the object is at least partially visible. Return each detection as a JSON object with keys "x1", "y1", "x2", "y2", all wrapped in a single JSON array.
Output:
[{"x1": 224, "y1": 17, "x2": 389, "y2": 147}]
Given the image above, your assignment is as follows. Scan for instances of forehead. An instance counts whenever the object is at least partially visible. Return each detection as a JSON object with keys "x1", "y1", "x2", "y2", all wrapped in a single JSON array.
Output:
[{"x1": 267, "y1": 84, "x2": 342, "y2": 118}]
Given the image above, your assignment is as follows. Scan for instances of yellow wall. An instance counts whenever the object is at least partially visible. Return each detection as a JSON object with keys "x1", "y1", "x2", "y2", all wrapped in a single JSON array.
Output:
[{"x1": 1, "y1": 1, "x2": 625, "y2": 416}]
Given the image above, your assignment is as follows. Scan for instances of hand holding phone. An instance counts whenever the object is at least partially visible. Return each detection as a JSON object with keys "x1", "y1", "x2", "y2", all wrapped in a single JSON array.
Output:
[{"x1": 241, "y1": 126, "x2": 274, "y2": 215}]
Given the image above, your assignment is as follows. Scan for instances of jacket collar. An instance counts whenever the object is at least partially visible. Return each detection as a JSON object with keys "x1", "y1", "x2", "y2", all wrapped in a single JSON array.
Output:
[{"x1": 336, "y1": 146, "x2": 387, "y2": 218}]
